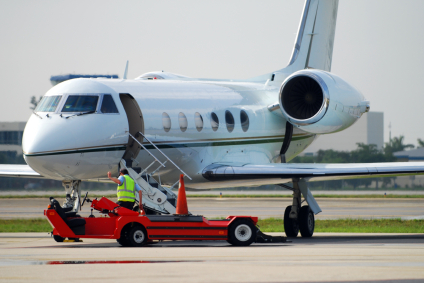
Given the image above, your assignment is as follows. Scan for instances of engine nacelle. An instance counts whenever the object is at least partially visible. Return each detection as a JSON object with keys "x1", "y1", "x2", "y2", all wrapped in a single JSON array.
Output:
[{"x1": 279, "y1": 69, "x2": 370, "y2": 134}]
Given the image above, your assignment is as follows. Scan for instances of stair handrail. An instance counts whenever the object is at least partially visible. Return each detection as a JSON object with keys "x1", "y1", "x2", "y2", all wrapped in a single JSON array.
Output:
[
  {"x1": 136, "y1": 131, "x2": 192, "y2": 180},
  {"x1": 128, "y1": 133, "x2": 166, "y2": 168}
]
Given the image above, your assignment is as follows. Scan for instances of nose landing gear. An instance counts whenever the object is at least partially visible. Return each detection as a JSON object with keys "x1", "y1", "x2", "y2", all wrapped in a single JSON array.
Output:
[{"x1": 62, "y1": 180, "x2": 81, "y2": 212}]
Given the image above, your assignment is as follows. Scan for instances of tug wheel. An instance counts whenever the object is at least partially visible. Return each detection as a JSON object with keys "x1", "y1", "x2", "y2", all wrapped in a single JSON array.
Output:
[
  {"x1": 53, "y1": 235, "x2": 64, "y2": 242},
  {"x1": 127, "y1": 225, "x2": 148, "y2": 247},
  {"x1": 116, "y1": 238, "x2": 129, "y2": 247},
  {"x1": 228, "y1": 219, "x2": 256, "y2": 246},
  {"x1": 284, "y1": 205, "x2": 299, "y2": 237},
  {"x1": 117, "y1": 226, "x2": 131, "y2": 247}
]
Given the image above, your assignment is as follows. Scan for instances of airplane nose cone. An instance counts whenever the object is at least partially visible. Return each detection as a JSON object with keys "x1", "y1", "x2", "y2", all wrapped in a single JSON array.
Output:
[
  {"x1": 23, "y1": 114, "x2": 69, "y2": 155},
  {"x1": 23, "y1": 112, "x2": 129, "y2": 180}
]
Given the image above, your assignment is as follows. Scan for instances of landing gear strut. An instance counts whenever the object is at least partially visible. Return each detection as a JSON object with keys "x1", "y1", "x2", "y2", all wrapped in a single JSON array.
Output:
[
  {"x1": 62, "y1": 180, "x2": 81, "y2": 212},
  {"x1": 284, "y1": 178, "x2": 316, "y2": 238}
]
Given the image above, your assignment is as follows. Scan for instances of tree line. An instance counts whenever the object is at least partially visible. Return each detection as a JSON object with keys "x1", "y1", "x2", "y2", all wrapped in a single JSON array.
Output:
[{"x1": 291, "y1": 135, "x2": 422, "y2": 189}]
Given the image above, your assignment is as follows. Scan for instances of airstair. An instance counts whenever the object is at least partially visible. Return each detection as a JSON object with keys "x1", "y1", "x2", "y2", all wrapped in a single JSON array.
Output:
[{"x1": 120, "y1": 132, "x2": 192, "y2": 215}]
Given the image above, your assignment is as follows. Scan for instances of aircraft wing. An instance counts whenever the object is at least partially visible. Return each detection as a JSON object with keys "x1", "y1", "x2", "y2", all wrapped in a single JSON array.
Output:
[
  {"x1": 0, "y1": 164, "x2": 43, "y2": 178},
  {"x1": 202, "y1": 162, "x2": 424, "y2": 183}
]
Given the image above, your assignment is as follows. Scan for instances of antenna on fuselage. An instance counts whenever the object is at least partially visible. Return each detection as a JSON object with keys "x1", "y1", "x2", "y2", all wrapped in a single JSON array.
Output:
[{"x1": 123, "y1": 60, "x2": 129, "y2": 79}]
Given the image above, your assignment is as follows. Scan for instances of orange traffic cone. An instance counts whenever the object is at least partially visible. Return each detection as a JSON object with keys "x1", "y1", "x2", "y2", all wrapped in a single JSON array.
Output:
[{"x1": 175, "y1": 174, "x2": 188, "y2": 215}]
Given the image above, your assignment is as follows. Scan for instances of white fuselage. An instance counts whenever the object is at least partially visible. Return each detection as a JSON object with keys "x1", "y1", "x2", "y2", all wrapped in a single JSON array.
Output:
[{"x1": 23, "y1": 77, "x2": 323, "y2": 189}]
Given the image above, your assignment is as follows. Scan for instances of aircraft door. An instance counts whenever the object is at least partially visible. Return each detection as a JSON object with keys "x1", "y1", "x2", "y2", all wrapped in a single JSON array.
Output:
[{"x1": 119, "y1": 93, "x2": 144, "y2": 161}]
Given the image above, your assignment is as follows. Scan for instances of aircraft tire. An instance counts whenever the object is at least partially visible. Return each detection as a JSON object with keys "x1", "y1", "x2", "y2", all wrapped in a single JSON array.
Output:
[
  {"x1": 299, "y1": 206, "x2": 314, "y2": 237},
  {"x1": 284, "y1": 206, "x2": 299, "y2": 237},
  {"x1": 127, "y1": 225, "x2": 148, "y2": 247},
  {"x1": 228, "y1": 219, "x2": 256, "y2": 246},
  {"x1": 53, "y1": 235, "x2": 64, "y2": 242}
]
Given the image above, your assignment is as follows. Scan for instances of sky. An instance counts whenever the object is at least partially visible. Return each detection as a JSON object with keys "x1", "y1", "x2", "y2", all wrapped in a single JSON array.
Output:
[{"x1": 1, "y1": 0, "x2": 424, "y2": 147}]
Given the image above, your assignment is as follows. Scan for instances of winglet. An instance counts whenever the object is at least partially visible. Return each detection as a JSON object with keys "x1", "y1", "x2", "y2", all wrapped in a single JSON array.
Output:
[{"x1": 123, "y1": 60, "x2": 129, "y2": 80}]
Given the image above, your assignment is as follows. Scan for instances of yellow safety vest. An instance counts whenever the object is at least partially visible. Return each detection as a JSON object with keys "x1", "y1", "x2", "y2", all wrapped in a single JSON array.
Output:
[{"x1": 117, "y1": 175, "x2": 135, "y2": 202}]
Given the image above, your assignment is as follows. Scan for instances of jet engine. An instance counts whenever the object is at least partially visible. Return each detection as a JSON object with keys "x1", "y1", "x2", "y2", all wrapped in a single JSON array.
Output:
[{"x1": 279, "y1": 69, "x2": 370, "y2": 134}]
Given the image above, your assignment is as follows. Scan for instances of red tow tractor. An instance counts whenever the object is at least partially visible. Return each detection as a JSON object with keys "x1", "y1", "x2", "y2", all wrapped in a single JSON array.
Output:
[{"x1": 45, "y1": 178, "x2": 285, "y2": 247}]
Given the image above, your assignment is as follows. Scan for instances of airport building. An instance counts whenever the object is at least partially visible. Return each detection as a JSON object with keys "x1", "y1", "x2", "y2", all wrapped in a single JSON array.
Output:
[
  {"x1": 304, "y1": 111, "x2": 384, "y2": 154},
  {"x1": 394, "y1": 147, "x2": 424, "y2": 162},
  {"x1": 393, "y1": 148, "x2": 424, "y2": 187},
  {"x1": 0, "y1": 122, "x2": 26, "y2": 155}
]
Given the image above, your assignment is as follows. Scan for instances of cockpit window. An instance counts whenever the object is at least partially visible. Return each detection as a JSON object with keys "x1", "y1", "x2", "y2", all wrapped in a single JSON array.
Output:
[
  {"x1": 62, "y1": 95, "x2": 99, "y2": 112},
  {"x1": 35, "y1": 96, "x2": 61, "y2": 112},
  {"x1": 100, "y1": 95, "x2": 119, "y2": 113},
  {"x1": 139, "y1": 74, "x2": 164, "y2": 80}
]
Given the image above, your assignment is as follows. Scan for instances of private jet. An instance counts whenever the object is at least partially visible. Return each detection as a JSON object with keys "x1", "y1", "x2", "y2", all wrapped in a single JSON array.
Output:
[{"x1": 1, "y1": 0, "x2": 423, "y2": 238}]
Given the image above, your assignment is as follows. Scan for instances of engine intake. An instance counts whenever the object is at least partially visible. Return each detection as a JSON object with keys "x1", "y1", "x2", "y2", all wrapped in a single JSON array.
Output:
[
  {"x1": 281, "y1": 75, "x2": 324, "y2": 120},
  {"x1": 278, "y1": 69, "x2": 367, "y2": 134}
]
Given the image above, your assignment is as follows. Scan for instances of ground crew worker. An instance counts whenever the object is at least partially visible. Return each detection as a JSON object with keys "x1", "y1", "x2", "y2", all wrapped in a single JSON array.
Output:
[{"x1": 107, "y1": 169, "x2": 143, "y2": 211}]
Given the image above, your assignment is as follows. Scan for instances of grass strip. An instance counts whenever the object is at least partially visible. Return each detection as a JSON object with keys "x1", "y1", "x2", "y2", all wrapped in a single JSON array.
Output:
[
  {"x1": 0, "y1": 219, "x2": 52, "y2": 233},
  {"x1": 258, "y1": 218, "x2": 424, "y2": 233},
  {"x1": 1, "y1": 218, "x2": 423, "y2": 233},
  {"x1": 188, "y1": 194, "x2": 424, "y2": 199},
  {"x1": 1, "y1": 194, "x2": 424, "y2": 199}
]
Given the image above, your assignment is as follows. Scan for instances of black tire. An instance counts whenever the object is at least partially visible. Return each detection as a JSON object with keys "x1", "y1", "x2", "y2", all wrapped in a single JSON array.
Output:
[
  {"x1": 284, "y1": 206, "x2": 299, "y2": 237},
  {"x1": 226, "y1": 239, "x2": 234, "y2": 245},
  {"x1": 127, "y1": 225, "x2": 148, "y2": 247},
  {"x1": 228, "y1": 219, "x2": 256, "y2": 246},
  {"x1": 117, "y1": 238, "x2": 129, "y2": 247},
  {"x1": 299, "y1": 206, "x2": 315, "y2": 237},
  {"x1": 117, "y1": 226, "x2": 131, "y2": 247},
  {"x1": 53, "y1": 235, "x2": 64, "y2": 242}
]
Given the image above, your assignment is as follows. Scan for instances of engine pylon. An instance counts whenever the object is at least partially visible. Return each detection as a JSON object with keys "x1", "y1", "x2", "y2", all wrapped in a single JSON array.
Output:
[{"x1": 175, "y1": 174, "x2": 189, "y2": 215}]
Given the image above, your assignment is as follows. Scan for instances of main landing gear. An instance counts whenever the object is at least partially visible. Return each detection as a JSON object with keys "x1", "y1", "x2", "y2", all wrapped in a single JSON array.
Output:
[{"x1": 283, "y1": 178, "x2": 317, "y2": 238}]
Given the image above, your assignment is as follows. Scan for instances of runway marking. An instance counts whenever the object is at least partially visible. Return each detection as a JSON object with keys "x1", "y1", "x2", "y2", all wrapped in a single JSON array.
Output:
[{"x1": 0, "y1": 259, "x2": 204, "y2": 266}]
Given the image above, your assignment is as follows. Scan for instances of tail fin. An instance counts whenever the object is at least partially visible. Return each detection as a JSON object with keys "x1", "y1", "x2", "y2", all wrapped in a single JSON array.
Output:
[
  {"x1": 249, "y1": 0, "x2": 339, "y2": 82},
  {"x1": 287, "y1": 0, "x2": 339, "y2": 72}
]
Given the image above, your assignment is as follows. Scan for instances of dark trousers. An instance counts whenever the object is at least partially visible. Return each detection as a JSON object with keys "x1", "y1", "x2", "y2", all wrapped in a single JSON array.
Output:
[{"x1": 117, "y1": 201, "x2": 134, "y2": 210}]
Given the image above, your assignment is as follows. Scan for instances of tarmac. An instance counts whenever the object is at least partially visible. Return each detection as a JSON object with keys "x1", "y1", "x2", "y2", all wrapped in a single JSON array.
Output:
[
  {"x1": 1, "y1": 193, "x2": 424, "y2": 282},
  {"x1": 1, "y1": 232, "x2": 424, "y2": 283}
]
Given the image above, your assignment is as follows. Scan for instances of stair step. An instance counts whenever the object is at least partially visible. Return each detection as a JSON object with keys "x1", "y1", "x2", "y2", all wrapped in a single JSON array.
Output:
[
  {"x1": 120, "y1": 159, "x2": 177, "y2": 215},
  {"x1": 132, "y1": 167, "x2": 142, "y2": 174},
  {"x1": 121, "y1": 131, "x2": 190, "y2": 216}
]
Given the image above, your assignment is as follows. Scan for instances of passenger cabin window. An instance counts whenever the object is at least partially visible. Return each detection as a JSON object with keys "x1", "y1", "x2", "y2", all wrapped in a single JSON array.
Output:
[
  {"x1": 194, "y1": 112, "x2": 203, "y2": 132},
  {"x1": 225, "y1": 111, "x2": 235, "y2": 133},
  {"x1": 240, "y1": 110, "x2": 249, "y2": 132},
  {"x1": 35, "y1": 96, "x2": 62, "y2": 112},
  {"x1": 62, "y1": 95, "x2": 99, "y2": 112},
  {"x1": 210, "y1": 112, "x2": 219, "y2": 132},
  {"x1": 179, "y1": 112, "x2": 188, "y2": 132},
  {"x1": 162, "y1": 112, "x2": 171, "y2": 132},
  {"x1": 100, "y1": 95, "x2": 119, "y2": 113}
]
